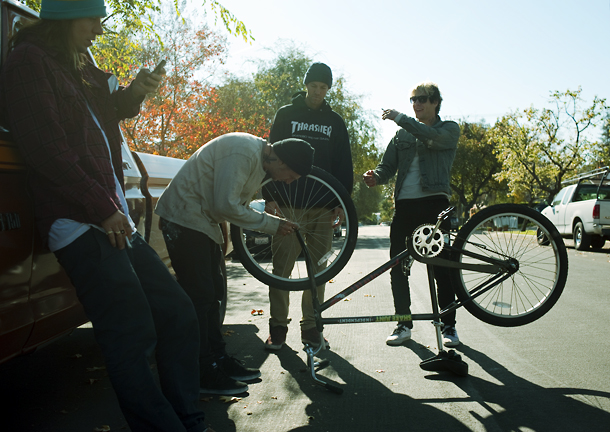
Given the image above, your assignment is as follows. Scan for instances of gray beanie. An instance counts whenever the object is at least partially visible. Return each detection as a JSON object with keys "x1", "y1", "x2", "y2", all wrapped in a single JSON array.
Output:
[
  {"x1": 272, "y1": 139, "x2": 315, "y2": 177},
  {"x1": 303, "y1": 62, "x2": 332, "y2": 88}
]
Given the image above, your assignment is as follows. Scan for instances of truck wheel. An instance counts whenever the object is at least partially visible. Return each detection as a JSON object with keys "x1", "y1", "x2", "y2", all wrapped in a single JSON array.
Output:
[
  {"x1": 591, "y1": 235, "x2": 606, "y2": 249},
  {"x1": 573, "y1": 221, "x2": 591, "y2": 250}
]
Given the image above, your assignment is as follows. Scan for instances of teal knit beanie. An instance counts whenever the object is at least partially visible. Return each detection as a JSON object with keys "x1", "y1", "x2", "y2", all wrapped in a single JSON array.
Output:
[{"x1": 40, "y1": 0, "x2": 107, "y2": 20}]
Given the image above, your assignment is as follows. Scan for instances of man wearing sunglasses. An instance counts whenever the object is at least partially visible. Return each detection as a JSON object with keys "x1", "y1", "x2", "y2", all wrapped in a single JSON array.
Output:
[{"x1": 363, "y1": 82, "x2": 460, "y2": 348}]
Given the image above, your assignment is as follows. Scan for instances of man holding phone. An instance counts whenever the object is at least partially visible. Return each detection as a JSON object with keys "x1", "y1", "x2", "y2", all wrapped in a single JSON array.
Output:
[{"x1": 0, "y1": 1, "x2": 213, "y2": 431}]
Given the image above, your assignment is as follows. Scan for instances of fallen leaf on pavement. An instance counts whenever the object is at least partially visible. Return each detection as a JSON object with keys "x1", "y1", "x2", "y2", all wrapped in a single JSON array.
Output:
[
  {"x1": 93, "y1": 426, "x2": 110, "y2": 432},
  {"x1": 219, "y1": 396, "x2": 241, "y2": 404},
  {"x1": 223, "y1": 330, "x2": 235, "y2": 336}
]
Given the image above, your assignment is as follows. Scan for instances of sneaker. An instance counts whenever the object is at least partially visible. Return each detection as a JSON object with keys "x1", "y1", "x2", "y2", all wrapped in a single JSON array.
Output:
[
  {"x1": 386, "y1": 324, "x2": 411, "y2": 346},
  {"x1": 200, "y1": 363, "x2": 248, "y2": 395},
  {"x1": 301, "y1": 327, "x2": 330, "y2": 349},
  {"x1": 217, "y1": 355, "x2": 261, "y2": 382},
  {"x1": 442, "y1": 325, "x2": 460, "y2": 347},
  {"x1": 264, "y1": 325, "x2": 288, "y2": 351}
]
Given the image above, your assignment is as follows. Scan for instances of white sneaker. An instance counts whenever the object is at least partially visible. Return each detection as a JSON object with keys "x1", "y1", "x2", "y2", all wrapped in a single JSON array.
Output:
[
  {"x1": 442, "y1": 325, "x2": 460, "y2": 347},
  {"x1": 386, "y1": 324, "x2": 411, "y2": 346}
]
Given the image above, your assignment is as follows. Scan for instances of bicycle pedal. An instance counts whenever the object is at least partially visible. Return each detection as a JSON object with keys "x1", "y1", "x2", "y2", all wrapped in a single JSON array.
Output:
[{"x1": 419, "y1": 350, "x2": 468, "y2": 377}]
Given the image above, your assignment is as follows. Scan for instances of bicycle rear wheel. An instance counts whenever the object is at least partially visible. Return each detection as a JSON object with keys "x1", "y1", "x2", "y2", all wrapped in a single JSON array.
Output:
[
  {"x1": 230, "y1": 167, "x2": 358, "y2": 291},
  {"x1": 451, "y1": 204, "x2": 568, "y2": 327}
]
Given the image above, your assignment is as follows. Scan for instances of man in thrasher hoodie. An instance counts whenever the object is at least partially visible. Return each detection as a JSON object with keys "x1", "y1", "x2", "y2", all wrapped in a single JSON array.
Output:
[{"x1": 263, "y1": 62, "x2": 353, "y2": 351}]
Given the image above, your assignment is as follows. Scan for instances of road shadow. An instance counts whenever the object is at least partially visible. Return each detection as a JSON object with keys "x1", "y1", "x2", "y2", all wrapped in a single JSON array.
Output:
[
  {"x1": 414, "y1": 342, "x2": 610, "y2": 431},
  {"x1": 563, "y1": 238, "x2": 610, "y2": 253},
  {"x1": 353, "y1": 234, "x2": 391, "y2": 251},
  {"x1": 0, "y1": 324, "x2": 268, "y2": 432},
  {"x1": 271, "y1": 345, "x2": 471, "y2": 431},
  {"x1": 2, "y1": 327, "x2": 128, "y2": 431}
]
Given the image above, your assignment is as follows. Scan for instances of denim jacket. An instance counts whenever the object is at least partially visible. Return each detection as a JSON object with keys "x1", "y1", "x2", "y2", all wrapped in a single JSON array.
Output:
[{"x1": 372, "y1": 115, "x2": 459, "y2": 199}]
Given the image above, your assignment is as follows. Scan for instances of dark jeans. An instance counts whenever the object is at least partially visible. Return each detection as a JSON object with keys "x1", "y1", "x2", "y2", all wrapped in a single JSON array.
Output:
[
  {"x1": 160, "y1": 219, "x2": 226, "y2": 369},
  {"x1": 390, "y1": 197, "x2": 456, "y2": 328},
  {"x1": 54, "y1": 230, "x2": 205, "y2": 432}
]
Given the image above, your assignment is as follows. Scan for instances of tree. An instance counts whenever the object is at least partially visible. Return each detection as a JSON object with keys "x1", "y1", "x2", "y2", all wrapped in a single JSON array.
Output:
[
  {"x1": 450, "y1": 121, "x2": 504, "y2": 218},
  {"x1": 115, "y1": 13, "x2": 228, "y2": 158},
  {"x1": 20, "y1": 0, "x2": 251, "y2": 80},
  {"x1": 598, "y1": 109, "x2": 610, "y2": 167},
  {"x1": 492, "y1": 88, "x2": 607, "y2": 203},
  {"x1": 210, "y1": 45, "x2": 383, "y2": 221},
  {"x1": 21, "y1": 0, "x2": 251, "y2": 39}
]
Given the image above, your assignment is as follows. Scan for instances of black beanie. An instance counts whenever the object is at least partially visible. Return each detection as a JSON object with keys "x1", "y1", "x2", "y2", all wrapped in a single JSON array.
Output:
[
  {"x1": 272, "y1": 139, "x2": 315, "y2": 177},
  {"x1": 303, "y1": 62, "x2": 332, "y2": 88}
]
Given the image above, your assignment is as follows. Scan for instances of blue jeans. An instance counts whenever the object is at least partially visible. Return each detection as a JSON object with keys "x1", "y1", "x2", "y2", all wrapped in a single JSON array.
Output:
[
  {"x1": 55, "y1": 230, "x2": 205, "y2": 432},
  {"x1": 390, "y1": 197, "x2": 456, "y2": 328}
]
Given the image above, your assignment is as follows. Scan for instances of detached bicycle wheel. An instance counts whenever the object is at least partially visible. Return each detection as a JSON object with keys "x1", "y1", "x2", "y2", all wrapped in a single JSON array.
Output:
[
  {"x1": 231, "y1": 167, "x2": 358, "y2": 291},
  {"x1": 451, "y1": 204, "x2": 568, "y2": 327}
]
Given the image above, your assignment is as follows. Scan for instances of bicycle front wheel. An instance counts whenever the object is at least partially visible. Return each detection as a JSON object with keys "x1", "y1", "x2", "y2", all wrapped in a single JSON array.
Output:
[
  {"x1": 451, "y1": 204, "x2": 568, "y2": 327},
  {"x1": 230, "y1": 167, "x2": 358, "y2": 291}
]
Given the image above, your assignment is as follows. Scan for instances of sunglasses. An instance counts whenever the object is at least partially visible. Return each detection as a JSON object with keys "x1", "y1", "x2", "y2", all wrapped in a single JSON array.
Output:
[{"x1": 410, "y1": 95, "x2": 429, "y2": 104}]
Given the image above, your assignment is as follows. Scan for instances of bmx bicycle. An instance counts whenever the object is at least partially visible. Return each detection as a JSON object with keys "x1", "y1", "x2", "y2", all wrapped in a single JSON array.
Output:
[{"x1": 230, "y1": 168, "x2": 569, "y2": 394}]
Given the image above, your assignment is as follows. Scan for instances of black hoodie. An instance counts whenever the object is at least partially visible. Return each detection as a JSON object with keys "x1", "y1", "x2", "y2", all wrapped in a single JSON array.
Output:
[{"x1": 264, "y1": 92, "x2": 353, "y2": 208}]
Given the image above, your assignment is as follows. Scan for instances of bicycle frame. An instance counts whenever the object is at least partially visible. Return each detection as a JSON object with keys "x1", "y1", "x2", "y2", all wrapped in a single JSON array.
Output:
[
  {"x1": 316, "y1": 236, "x2": 517, "y2": 327},
  {"x1": 297, "y1": 230, "x2": 516, "y2": 391}
]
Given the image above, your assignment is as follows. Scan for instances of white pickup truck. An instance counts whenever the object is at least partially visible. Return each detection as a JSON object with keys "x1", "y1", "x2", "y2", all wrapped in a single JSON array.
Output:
[{"x1": 540, "y1": 167, "x2": 610, "y2": 250}]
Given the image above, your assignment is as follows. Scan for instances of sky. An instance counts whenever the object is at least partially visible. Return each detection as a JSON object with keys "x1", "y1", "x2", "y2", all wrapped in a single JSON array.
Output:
[{"x1": 189, "y1": 0, "x2": 610, "y2": 148}]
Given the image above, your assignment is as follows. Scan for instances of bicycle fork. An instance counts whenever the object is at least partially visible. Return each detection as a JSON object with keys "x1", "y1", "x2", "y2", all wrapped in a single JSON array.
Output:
[
  {"x1": 296, "y1": 231, "x2": 343, "y2": 394},
  {"x1": 418, "y1": 264, "x2": 469, "y2": 377}
]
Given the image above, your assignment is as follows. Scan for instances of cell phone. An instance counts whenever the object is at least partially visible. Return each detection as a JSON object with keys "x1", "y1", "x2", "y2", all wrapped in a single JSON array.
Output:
[{"x1": 151, "y1": 59, "x2": 166, "y2": 75}]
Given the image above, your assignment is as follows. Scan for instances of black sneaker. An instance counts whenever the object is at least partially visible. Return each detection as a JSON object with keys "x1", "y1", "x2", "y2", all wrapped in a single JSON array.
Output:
[
  {"x1": 217, "y1": 355, "x2": 261, "y2": 382},
  {"x1": 200, "y1": 363, "x2": 249, "y2": 395}
]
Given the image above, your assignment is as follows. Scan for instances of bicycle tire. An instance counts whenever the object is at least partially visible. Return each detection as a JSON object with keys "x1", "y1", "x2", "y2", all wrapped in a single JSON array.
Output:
[
  {"x1": 231, "y1": 166, "x2": 358, "y2": 291},
  {"x1": 451, "y1": 204, "x2": 568, "y2": 327}
]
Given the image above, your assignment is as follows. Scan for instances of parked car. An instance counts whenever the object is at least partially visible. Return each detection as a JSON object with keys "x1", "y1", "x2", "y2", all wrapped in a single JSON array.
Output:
[
  {"x1": 0, "y1": 0, "x2": 228, "y2": 366},
  {"x1": 540, "y1": 167, "x2": 610, "y2": 250},
  {"x1": 333, "y1": 225, "x2": 343, "y2": 237},
  {"x1": 240, "y1": 200, "x2": 272, "y2": 257}
]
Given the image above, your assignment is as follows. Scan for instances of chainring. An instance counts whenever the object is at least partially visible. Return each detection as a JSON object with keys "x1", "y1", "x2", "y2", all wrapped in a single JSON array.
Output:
[{"x1": 411, "y1": 224, "x2": 445, "y2": 258}]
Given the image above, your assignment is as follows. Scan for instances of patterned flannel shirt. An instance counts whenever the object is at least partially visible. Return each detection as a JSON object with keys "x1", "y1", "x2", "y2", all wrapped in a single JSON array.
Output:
[{"x1": 0, "y1": 39, "x2": 143, "y2": 243}]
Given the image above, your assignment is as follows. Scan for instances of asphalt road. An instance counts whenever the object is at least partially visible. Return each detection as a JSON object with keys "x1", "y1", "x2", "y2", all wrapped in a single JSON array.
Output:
[{"x1": 2, "y1": 225, "x2": 610, "y2": 432}]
